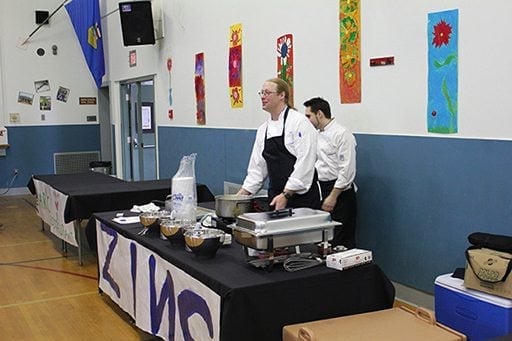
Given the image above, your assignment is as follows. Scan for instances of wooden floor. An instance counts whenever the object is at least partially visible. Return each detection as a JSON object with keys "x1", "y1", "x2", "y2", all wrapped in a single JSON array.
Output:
[
  {"x1": 0, "y1": 194, "x2": 416, "y2": 340},
  {"x1": 0, "y1": 194, "x2": 156, "y2": 340}
]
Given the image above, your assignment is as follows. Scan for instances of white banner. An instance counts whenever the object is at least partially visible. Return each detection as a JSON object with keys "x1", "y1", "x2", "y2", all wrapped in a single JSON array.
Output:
[
  {"x1": 33, "y1": 178, "x2": 77, "y2": 246},
  {"x1": 96, "y1": 221, "x2": 221, "y2": 341}
]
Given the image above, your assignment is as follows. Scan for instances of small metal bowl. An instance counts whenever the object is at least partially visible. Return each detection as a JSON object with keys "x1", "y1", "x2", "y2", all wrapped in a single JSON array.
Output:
[
  {"x1": 160, "y1": 219, "x2": 194, "y2": 245},
  {"x1": 184, "y1": 228, "x2": 225, "y2": 258},
  {"x1": 139, "y1": 211, "x2": 160, "y2": 229}
]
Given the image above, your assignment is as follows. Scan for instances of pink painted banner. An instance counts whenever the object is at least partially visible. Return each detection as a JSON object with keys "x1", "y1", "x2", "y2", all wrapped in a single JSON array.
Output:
[{"x1": 195, "y1": 52, "x2": 206, "y2": 125}]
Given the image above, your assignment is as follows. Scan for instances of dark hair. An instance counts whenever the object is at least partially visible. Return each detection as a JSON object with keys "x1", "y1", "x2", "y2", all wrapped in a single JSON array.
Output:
[{"x1": 303, "y1": 97, "x2": 332, "y2": 119}]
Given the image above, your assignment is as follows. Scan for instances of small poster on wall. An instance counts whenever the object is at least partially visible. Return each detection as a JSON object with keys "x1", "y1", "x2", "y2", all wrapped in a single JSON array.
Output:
[
  {"x1": 18, "y1": 91, "x2": 34, "y2": 105},
  {"x1": 40, "y1": 96, "x2": 51, "y2": 110},
  {"x1": 57, "y1": 86, "x2": 70, "y2": 102},
  {"x1": 34, "y1": 80, "x2": 50, "y2": 93}
]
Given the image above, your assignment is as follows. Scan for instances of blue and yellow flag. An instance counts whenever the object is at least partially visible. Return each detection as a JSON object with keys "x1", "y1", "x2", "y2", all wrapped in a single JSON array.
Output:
[{"x1": 65, "y1": 0, "x2": 105, "y2": 88}]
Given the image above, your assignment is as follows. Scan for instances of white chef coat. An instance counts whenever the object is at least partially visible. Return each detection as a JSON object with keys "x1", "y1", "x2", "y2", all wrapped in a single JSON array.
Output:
[
  {"x1": 316, "y1": 118, "x2": 357, "y2": 191},
  {"x1": 242, "y1": 107, "x2": 318, "y2": 195}
]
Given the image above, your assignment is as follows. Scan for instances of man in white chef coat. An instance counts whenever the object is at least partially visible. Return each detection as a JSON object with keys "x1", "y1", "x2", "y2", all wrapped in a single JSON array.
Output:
[
  {"x1": 237, "y1": 78, "x2": 321, "y2": 211},
  {"x1": 304, "y1": 97, "x2": 357, "y2": 248}
]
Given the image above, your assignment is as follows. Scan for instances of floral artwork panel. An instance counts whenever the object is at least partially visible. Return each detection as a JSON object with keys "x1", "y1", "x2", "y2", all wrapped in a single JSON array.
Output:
[
  {"x1": 339, "y1": 0, "x2": 361, "y2": 104},
  {"x1": 277, "y1": 33, "x2": 294, "y2": 107},
  {"x1": 229, "y1": 23, "x2": 243, "y2": 108},
  {"x1": 427, "y1": 9, "x2": 459, "y2": 134},
  {"x1": 195, "y1": 52, "x2": 206, "y2": 125}
]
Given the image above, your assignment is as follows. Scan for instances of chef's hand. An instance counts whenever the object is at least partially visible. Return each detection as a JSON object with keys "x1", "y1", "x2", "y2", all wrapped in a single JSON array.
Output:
[
  {"x1": 322, "y1": 188, "x2": 342, "y2": 212},
  {"x1": 270, "y1": 193, "x2": 288, "y2": 210},
  {"x1": 236, "y1": 188, "x2": 251, "y2": 196},
  {"x1": 322, "y1": 195, "x2": 337, "y2": 212}
]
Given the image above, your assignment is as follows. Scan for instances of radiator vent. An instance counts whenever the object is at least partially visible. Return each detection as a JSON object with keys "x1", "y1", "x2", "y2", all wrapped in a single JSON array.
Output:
[{"x1": 54, "y1": 151, "x2": 100, "y2": 174}]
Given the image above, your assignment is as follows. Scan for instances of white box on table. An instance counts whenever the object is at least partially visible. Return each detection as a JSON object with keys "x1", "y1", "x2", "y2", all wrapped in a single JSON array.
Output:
[{"x1": 326, "y1": 248, "x2": 372, "y2": 271}]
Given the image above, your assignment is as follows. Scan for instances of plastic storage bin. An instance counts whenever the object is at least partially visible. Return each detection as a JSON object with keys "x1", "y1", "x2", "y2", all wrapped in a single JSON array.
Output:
[{"x1": 435, "y1": 273, "x2": 512, "y2": 341}]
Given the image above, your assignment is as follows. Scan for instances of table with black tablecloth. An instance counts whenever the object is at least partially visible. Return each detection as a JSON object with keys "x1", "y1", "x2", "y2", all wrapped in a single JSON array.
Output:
[
  {"x1": 27, "y1": 171, "x2": 214, "y2": 264},
  {"x1": 94, "y1": 210, "x2": 395, "y2": 341}
]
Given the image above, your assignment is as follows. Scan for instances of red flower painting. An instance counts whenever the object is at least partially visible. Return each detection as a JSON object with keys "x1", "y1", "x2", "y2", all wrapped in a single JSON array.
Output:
[{"x1": 432, "y1": 19, "x2": 452, "y2": 48}]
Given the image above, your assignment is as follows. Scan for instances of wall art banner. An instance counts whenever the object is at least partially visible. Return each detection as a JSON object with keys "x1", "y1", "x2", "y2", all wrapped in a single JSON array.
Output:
[
  {"x1": 427, "y1": 9, "x2": 459, "y2": 134},
  {"x1": 167, "y1": 57, "x2": 174, "y2": 120},
  {"x1": 277, "y1": 34, "x2": 294, "y2": 107},
  {"x1": 195, "y1": 52, "x2": 206, "y2": 125},
  {"x1": 228, "y1": 23, "x2": 243, "y2": 108},
  {"x1": 339, "y1": 0, "x2": 361, "y2": 103}
]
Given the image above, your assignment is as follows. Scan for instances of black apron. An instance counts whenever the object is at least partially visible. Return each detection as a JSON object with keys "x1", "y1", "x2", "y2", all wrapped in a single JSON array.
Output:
[
  {"x1": 319, "y1": 179, "x2": 357, "y2": 248},
  {"x1": 262, "y1": 107, "x2": 320, "y2": 209}
]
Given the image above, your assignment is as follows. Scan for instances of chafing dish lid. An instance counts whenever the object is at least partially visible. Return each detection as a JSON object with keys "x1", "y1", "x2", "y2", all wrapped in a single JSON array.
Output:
[{"x1": 235, "y1": 208, "x2": 338, "y2": 235}]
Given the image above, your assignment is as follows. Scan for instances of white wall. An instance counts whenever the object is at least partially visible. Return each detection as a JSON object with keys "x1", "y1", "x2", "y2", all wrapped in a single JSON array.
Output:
[
  {"x1": 103, "y1": 0, "x2": 512, "y2": 141},
  {"x1": 2, "y1": 0, "x2": 512, "y2": 136},
  {"x1": 0, "y1": 1, "x2": 100, "y2": 127}
]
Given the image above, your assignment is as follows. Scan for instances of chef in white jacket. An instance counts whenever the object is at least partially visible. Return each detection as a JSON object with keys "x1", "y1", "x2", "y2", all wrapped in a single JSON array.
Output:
[
  {"x1": 304, "y1": 97, "x2": 357, "y2": 248},
  {"x1": 237, "y1": 78, "x2": 320, "y2": 211}
]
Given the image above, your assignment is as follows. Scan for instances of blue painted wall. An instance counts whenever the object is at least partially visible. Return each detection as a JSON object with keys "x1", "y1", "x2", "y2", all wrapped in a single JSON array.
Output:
[
  {"x1": 356, "y1": 134, "x2": 512, "y2": 292},
  {"x1": 158, "y1": 126, "x2": 256, "y2": 195},
  {"x1": 158, "y1": 127, "x2": 512, "y2": 293},
  {"x1": 5, "y1": 124, "x2": 511, "y2": 294},
  {"x1": 0, "y1": 125, "x2": 101, "y2": 189}
]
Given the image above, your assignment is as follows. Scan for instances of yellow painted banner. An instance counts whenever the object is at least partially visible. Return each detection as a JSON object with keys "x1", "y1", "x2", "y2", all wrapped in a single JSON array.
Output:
[{"x1": 229, "y1": 23, "x2": 243, "y2": 108}]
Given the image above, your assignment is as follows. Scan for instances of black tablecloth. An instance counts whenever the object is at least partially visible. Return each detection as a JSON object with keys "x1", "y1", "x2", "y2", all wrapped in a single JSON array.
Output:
[
  {"x1": 94, "y1": 210, "x2": 395, "y2": 341},
  {"x1": 27, "y1": 172, "x2": 214, "y2": 223}
]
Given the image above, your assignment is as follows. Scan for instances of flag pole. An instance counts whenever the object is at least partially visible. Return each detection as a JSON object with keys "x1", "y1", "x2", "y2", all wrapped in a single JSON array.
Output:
[{"x1": 21, "y1": 0, "x2": 69, "y2": 46}]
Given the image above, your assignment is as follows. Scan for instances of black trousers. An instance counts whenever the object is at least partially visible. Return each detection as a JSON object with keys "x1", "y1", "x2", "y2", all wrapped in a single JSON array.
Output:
[{"x1": 319, "y1": 180, "x2": 357, "y2": 248}]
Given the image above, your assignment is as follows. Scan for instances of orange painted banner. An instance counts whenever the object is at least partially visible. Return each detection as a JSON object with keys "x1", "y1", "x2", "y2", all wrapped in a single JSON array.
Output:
[
  {"x1": 277, "y1": 34, "x2": 294, "y2": 107},
  {"x1": 228, "y1": 23, "x2": 243, "y2": 108},
  {"x1": 339, "y1": 0, "x2": 361, "y2": 103}
]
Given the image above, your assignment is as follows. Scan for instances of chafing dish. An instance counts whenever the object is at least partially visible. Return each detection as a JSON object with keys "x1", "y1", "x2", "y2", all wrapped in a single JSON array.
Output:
[{"x1": 233, "y1": 208, "x2": 339, "y2": 250}]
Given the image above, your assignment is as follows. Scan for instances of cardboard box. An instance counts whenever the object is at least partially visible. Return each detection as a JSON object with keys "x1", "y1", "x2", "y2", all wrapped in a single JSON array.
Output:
[
  {"x1": 464, "y1": 248, "x2": 512, "y2": 299},
  {"x1": 435, "y1": 273, "x2": 512, "y2": 341},
  {"x1": 326, "y1": 248, "x2": 372, "y2": 271},
  {"x1": 283, "y1": 306, "x2": 466, "y2": 341}
]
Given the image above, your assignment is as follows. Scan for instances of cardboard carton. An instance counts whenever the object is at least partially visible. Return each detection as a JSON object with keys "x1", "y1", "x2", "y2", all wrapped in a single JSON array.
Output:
[
  {"x1": 464, "y1": 247, "x2": 512, "y2": 299},
  {"x1": 282, "y1": 306, "x2": 466, "y2": 341}
]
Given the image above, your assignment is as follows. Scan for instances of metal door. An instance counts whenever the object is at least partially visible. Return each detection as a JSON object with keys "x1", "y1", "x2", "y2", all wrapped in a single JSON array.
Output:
[{"x1": 120, "y1": 78, "x2": 156, "y2": 181}]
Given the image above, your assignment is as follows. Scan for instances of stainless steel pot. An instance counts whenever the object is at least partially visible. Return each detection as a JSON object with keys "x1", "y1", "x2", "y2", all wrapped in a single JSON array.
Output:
[{"x1": 215, "y1": 194, "x2": 253, "y2": 218}]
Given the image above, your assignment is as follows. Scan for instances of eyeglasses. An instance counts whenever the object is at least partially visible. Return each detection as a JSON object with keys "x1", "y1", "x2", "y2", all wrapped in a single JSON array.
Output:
[{"x1": 258, "y1": 90, "x2": 277, "y2": 97}]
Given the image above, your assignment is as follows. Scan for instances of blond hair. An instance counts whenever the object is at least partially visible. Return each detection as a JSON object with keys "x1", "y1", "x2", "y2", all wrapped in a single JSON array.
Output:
[{"x1": 266, "y1": 78, "x2": 294, "y2": 108}]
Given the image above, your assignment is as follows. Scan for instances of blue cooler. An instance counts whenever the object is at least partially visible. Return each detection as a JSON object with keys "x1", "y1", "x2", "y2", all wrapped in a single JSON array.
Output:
[{"x1": 435, "y1": 273, "x2": 512, "y2": 341}]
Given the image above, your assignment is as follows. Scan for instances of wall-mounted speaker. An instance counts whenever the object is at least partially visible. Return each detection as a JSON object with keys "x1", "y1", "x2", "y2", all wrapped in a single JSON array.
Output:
[
  {"x1": 119, "y1": 1, "x2": 155, "y2": 46},
  {"x1": 35, "y1": 10, "x2": 50, "y2": 25}
]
